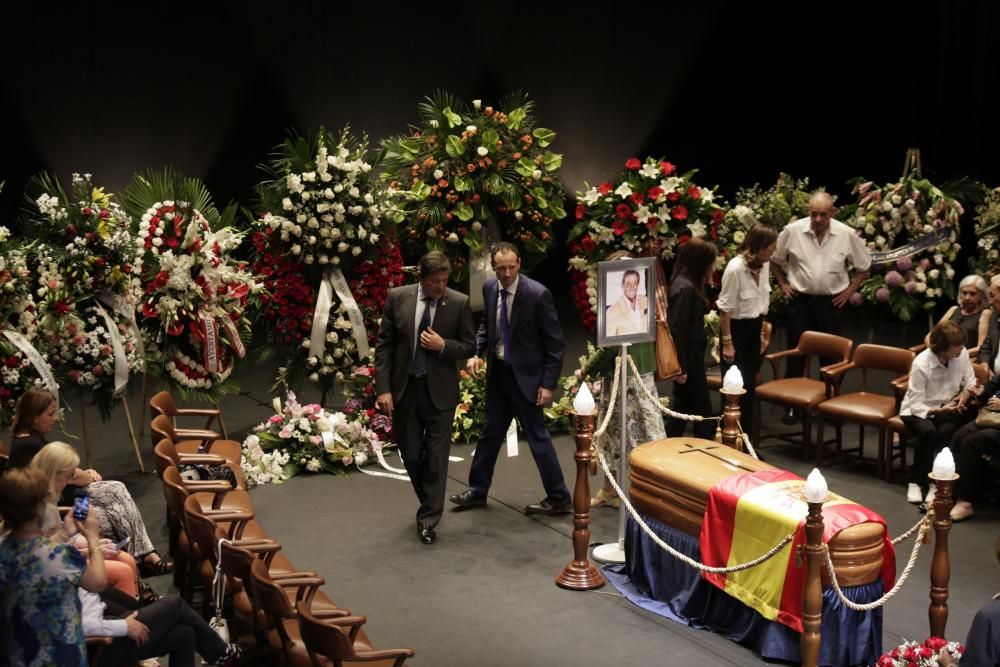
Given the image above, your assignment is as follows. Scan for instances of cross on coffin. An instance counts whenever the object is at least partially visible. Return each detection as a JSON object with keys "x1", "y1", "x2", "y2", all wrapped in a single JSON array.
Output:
[{"x1": 675, "y1": 440, "x2": 759, "y2": 473}]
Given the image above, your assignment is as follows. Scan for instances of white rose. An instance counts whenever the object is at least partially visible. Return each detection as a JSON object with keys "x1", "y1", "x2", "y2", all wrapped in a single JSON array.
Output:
[
  {"x1": 281, "y1": 197, "x2": 293, "y2": 211},
  {"x1": 733, "y1": 231, "x2": 746, "y2": 244},
  {"x1": 338, "y1": 242, "x2": 349, "y2": 253},
  {"x1": 324, "y1": 188, "x2": 334, "y2": 199},
  {"x1": 309, "y1": 373, "x2": 320, "y2": 382},
  {"x1": 427, "y1": 228, "x2": 438, "y2": 238},
  {"x1": 351, "y1": 246, "x2": 362, "y2": 256},
  {"x1": 433, "y1": 169, "x2": 444, "y2": 180},
  {"x1": 447, "y1": 232, "x2": 459, "y2": 243},
  {"x1": 864, "y1": 224, "x2": 876, "y2": 235},
  {"x1": 945, "y1": 267, "x2": 955, "y2": 279},
  {"x1": 934, "y1": 254, "x2": 943, "y2": 265},
  {"x1": 891, "y1": 194, "x2": 902, "y2": 205},
  {"x1": 291, "y1": 245, "x2": 301, "y2": 255},
  {"x1": 472, "y1": 100, "x2": 481, "y2": 110},
  {"x1": 929, "y1": 269, "x2": 940, "y2": 280},
  {"x1": 466, "y1": 125, "x2": 477, "y2": 133},
  {"x1": 915, "y1": 282, "x2": 927, "y2": 293},
  {"x1": 471, "y1": 221, "x2": 482, "y2": 231},
  {"x1": 477, "y1": 146, "x2": 488, "y2": 156},
  {"x1": 532, "y1": 169, "x2": 542, "y2": 180}
]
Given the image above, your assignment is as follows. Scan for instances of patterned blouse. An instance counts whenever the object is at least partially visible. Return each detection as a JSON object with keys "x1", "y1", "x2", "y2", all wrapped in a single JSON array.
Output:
[{"x1": 0, "y1": 535, "x2": 87, "y2": 666}]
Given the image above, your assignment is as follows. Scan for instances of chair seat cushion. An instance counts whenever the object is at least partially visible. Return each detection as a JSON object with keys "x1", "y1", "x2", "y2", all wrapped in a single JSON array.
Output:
[
  {"x1": 755, "y1": 378, "x2": 828, "y2": 408},
  {"x1": 817, "y1": 393, "x2": 897, "y2": 424},
  {"x1": 176, "y1": 439, "x2": 243, "y2": 464},
  {"x1": 887, "y1": 415, "x2": 905, "y2": 432}
]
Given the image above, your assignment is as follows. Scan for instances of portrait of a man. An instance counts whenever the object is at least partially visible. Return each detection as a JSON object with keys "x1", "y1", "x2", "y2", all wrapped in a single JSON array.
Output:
[{"x1": 597, "y1": 258, "x2": 656, "y2": 347}]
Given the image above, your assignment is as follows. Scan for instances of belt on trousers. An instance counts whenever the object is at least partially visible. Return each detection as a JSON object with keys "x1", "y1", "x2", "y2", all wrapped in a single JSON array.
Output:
[{"x1": 795, "y1": 293, "x2": 835, "y2": 301}]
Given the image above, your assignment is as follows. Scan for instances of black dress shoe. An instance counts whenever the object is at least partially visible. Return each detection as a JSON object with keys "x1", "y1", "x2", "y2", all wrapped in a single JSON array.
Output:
[
  {"x1": 417, "y1": 523, "x2": 436, "y2": 545},
  {"x1": 525, "y1": 497, "x2": 573, "y2": 516},
  {"x1": 449, "y1": 489, "x2": 487, "y2": 509},
  {"x1": 781, "y1": 408, "x2": 798, "y2": 425}
]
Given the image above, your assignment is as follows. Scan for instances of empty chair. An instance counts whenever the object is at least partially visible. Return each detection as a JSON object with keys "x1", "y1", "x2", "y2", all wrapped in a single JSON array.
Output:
[
  {"x1": 150, "y1": 390, "x2": 228, "y2": 439},
  {"x1": 150, "y1": 414, "x2": 242, "y2": 464},
  {"x1": 297, "y1": 599, "x2": 414, "y2": 667},
  {"x1": 753, "y1": 331, "x2": 854, "y2": 459},
  {"x1": 153, "y1": 437, "x2": 247, "y2": 489},
  {"x1": 816, "y1": 344, "x2": 916, "y2": 479}
]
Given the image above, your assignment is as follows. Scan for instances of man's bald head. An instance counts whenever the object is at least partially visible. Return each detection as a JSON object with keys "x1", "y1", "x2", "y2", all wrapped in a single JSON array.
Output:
[{"x1": 807, "y1": 191, "x2": 836, "y2": 235}]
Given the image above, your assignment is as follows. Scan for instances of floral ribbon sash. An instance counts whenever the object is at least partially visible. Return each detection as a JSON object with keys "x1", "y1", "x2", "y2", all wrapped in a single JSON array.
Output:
[
  {"x1": 94, "y1": 303, "x2": 129, "y2": 393},
  {"x1": 869, "y1": 228, "x2": 950, "y2": 265},
  {"x1": 308, "y1": 268, "x2": 369, "y2": 361},
  {"x1": 2, "y1": 330, "x2": 59, "y2": 403}
]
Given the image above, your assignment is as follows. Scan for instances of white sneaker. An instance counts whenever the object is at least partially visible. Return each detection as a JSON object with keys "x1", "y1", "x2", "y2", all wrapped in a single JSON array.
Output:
[
  {"x1": 906, "y1": 483, "x2": 922, "y2": 504},
  {"x1": 924, "y1": 487, "x2": 936, "y2": 505}
]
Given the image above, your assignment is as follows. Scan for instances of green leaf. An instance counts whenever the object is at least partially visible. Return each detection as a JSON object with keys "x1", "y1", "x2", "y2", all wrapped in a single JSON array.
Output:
[
  {"x1": 543, "y1": 152, "x2": 563, "y2": 172},
  {"x1": 506, "y1": 107, "x2": 527, "y2": 130},
  {"x1": 531, "y1": 187, "x2": 548, "y2": 210},
  {"x1": 480, "y1": 128, "x2": 499, "y2": 150},
  {"x1": 515, "y1": 157, "x2": 536, "y2": 178},
  {"x1": 442, "y1": 106, "x2": 463, "y2": 128},
  {"x1": 463, "y1": 234, "x2": 485, "y2": 252},
  {"x1": 454, "y1": 175, "x2": 473, "y2": 193},
  {"x1": 532, "y1": 128, "x2": 556, "y2": 148},
  {"x1": 567, "y1": 221, "x2": 589, "y2": 240},
  {"x1": 398, "y1": 139, "x2": 422, "y2": 156},
  {"x1": 445, "y1": 135, "x2": 466, "y2": 158},
  {"x1": 549, "y1": 201, "x2": 567, "y2": 220},
  {"x1": 484, "y1": 174, "x2": 504, "y2": 195},
  {"x1": 411, "y1": 181, "x2": 432, "y2": 200},
  {"x1": 453, "y1": 202, "x2": 474, "y2": 221}
]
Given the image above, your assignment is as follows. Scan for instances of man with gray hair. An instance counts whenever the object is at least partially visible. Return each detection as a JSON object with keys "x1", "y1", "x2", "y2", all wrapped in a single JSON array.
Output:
[
  {"x1": 771, "y1": 191, "x2": 871, "y2": 424},
  {"x1": 375, "y1": 251, "x2": 476, "y2": 545},
  {"x1": 977, "y1": 274, "x2": 1000, "y2": 375}
]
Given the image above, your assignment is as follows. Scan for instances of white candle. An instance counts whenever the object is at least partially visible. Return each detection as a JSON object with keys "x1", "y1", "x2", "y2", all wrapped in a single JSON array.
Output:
[
  {"x1": 723, "y1": 366, "x2": 744, "y2": 391},
  {"x1": 932, "y1": 447, "x2": 956, "y2": 478},
  {"x1": 573, "y1": 381, "x2": 596, "y2": 416},
  {"x1": 804, "y1": 468, "x2": 828, "y2": 503}
]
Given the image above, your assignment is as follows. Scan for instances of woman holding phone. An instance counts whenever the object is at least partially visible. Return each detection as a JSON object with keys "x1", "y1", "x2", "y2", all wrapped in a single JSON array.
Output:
[
  {"x1": 9, "y1": 389, "x2": 172, "y2": 576},
  {"x1": 0, "y1": 466, "x2": 108, "y2": 666}
]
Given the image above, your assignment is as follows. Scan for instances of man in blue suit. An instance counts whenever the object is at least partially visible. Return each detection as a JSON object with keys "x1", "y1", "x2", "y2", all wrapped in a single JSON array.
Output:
[{"x1": 449, "y1": 242, "x2": 572, "y2": 515}]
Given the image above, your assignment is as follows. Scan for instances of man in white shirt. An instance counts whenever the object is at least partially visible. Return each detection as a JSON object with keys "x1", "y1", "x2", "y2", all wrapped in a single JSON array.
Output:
[
  {"x1": 79, "y1": 588, "x2": 239, "y2": 666},
  {"x1": 605, "y1": 269, "x2": 649, "y2": 337},
  {"x1": 771, "y1": 191, "x2": 871, "y2": 423}
]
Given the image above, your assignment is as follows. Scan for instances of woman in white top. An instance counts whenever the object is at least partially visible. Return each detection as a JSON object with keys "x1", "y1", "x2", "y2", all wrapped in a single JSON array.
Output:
[
  {"x1": 717, "y1": 224, "x2": 778, "y2": 431},
  {"x1": 899, "y1": 319, "x2": 978, "y2": 505}
]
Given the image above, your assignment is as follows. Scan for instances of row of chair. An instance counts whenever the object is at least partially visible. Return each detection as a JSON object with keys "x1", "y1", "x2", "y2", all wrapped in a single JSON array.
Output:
[
  {"x1": 750, "y1": 331, "x2": 921, "y2": 481},
  {"x1": 149, "y1": 392, "x2": 415, "y2": 666}
]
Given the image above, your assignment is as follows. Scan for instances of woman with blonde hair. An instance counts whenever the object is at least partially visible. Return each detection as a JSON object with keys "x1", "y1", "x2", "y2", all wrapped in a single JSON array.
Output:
[
  {"x1": 11, "y1": 388, "x2": 172, "y2": 576},
  {"x1": 31, "y1": 442, "x2": 144, "y2": 599}
]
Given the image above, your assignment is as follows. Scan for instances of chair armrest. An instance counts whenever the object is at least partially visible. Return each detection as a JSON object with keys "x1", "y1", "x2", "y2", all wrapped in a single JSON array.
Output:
[
  {"x1": 86, "y1": 636, "x2": 114, "y2": 646},
  {"x1": 273, "y1": 571, "x2": 322, "y2": 581},
  {"x1": 765, "y1": 348, "x2": 801, "y2": 377},
  {"x1": 355, "y1": 647, "x2": 417, "y2": 662},
  {"x1": 820, "y1": 361, "x2": 855, "y2": 397},
  {"x1": 311, "y1": 608, "x2": 351, "y2": 619},
  {"x1": 175, "y1": 407, "x2": 221, "y2": 417},
  {"x1": 908, "y1": 343, "x2": 927, "y2": 354},
  {"x1": 891, "y1": 374, "x2": 910, "y2": 409},
  {"x1": 177, "y1": 454, "x2": 227, "y2": 466},
  {"x1": 278, "y1": 576, "x2": 326, "y2": 588},
  {"x1": 175, "y1": 427, "x2": 220, "y2": 441},
  {"x1": 323, "y1": 614, "x2": 369, "y2": 642}
]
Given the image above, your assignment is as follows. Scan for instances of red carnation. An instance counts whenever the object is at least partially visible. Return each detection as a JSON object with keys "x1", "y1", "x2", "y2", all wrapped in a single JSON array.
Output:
[
  {"x1": 647, "y1": 186, "x2": 664, "y2": 201},
  {"x1": 667, "y1": 192, "x2": 680, "y2": 202},
  {"x1": 580, "y1": 235, "x2": 597, "y2": 252},
  {"x1": 624, "y1": 157, "x2": 642, "y2": 171},
  {"x1": 629, "y1": 192, "x2": 645, "y2": 205},
  {"x1": 687, "y1": 185, "x2": 701, "y2": 200},
  {"x1": 712, "y1": 209, "x2": 725, "y2": 223},
  {"x1": 611, "y1": 221, "x2": 628, "y2": 236},
  {"x1": 672, "y1": 205, "x2": 689, "y2": 220},
  {"x1": 659, "y1": 161, "x2": 676, "y2": 176},
  {"x1": 678, "y1": 234, "x2": 691, "y2": 245},
  {"x1": 575, "y1": 204, "x2": 587, "y2": 221},
  {"x1": 615, "y1": 203, "x2": 633, "y2": 220},
  {"x1": 597, "y1": 181, "x2": 614, "y2": 195}
]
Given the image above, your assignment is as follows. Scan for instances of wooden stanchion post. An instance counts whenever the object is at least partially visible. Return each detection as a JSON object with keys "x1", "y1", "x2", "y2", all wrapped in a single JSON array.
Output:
[
  {"x1": 556, "y1": 410, "x2": 605, "y2": 590},
  {"x1": 928, "y1": 472, "x2": 956, "y2": 638},
  {"x1": 120, "y1": 396, "x2": 145, "y2": 473},
  {"x1": 137, "y1": 373, "x2": 148, "y2": 439},
  {"x1": 719, "y1": 387, "x2": 746, "y2": 452},
  {"x1": 801, "y1": 497, "x2": 826, "y2": 667}
]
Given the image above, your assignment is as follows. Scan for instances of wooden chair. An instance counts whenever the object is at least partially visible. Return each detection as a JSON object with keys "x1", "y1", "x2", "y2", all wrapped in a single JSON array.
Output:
[
  {"x1": 153, "y1": 437, "x2": 247, "y2": 489},
  {"x1": 149, "y1": 390, "x2": 228, "y2": 439},
  {"x1": 297, "y1": 600, "x2": 415, "y2": 667},
  {"x1": 752, "y1": 331, "x2": 854, "y2": 459},
  {"x1": 249, "y1": 558, "x2": 362, "y2": 667},
  {"x1": 707, "y1": 321, "x2": 774, "y2": 391},
  {"x1": 150, "y1": 414, "x2": 242, "y2": 464},
  {"x1": 816, "y1": 344, "x2": 916, "y2": 479}
]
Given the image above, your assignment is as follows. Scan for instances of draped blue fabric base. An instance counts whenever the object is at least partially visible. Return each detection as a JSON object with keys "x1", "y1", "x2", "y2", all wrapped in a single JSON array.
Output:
[{"x1": 602, "y1": 514, "x2": 884, "y2": 667}]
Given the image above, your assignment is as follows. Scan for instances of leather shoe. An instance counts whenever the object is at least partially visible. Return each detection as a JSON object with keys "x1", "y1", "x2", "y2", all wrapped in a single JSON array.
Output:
[
  {"x1": 781, "y1": 409, "x2": 798, "y2": 426},
  {"x1": 525, "y1": 496, "x2": 573, "y2": 516},
  {"x1": 417, "y1": 523, "x2": 436, "y2": 545},
  {"x1": 449, "y1": 489, "x2": 487, "y2": 509}
]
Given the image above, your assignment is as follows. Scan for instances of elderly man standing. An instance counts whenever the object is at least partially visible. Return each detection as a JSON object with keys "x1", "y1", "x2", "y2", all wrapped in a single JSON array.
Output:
[
  {"x1": 771, "y1": 191, "x2": 871, "y2": 423},
  {"x1": 448, "y1": 242, "x2": 572, "y2": 515},
  {"x1": 375, "y1": 251, "x2": 476, "y2": 545}
]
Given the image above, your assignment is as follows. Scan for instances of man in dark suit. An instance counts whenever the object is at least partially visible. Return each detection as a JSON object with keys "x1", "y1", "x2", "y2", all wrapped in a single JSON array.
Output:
[
  {"x1": 375, "y1": 251, "x2": 476, "y2": 544},
  {"x1": 449, "y1": 242, "x2": 572, "y2": 515}
]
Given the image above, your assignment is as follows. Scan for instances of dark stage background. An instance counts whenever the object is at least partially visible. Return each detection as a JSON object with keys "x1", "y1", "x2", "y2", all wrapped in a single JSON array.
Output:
[{"x1": 1, "y1": 2, "x2": 998, "y2": 297}]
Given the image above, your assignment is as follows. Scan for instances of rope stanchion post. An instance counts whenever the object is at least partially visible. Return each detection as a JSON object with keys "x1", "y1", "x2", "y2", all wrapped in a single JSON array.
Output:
[
  {"x1": 928, "y1": 470, "x2": 957, "y2": 639},
  {"x1": 556, "y1": 409, "x2": 605, "y2": 591},
  {"x1": 719, "y1": 386, "x2": 746, "y2": 452},
  {"x1": 801, "y1": 496, "x2": 826, "y2": 667}
]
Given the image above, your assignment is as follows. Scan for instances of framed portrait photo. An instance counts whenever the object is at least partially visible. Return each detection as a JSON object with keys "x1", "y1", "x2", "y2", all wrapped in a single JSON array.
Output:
[{"x1": 596, "y1": 257, "x2": 656, "y2": 347}]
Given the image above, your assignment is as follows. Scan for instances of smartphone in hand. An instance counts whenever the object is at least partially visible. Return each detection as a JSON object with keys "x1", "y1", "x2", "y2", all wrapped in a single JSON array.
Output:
[
  {"x1": 72, "y1": 491, "x2": 90, "y2": 521},
  {"x1": 114, "y1": 536, "x2": 130, "y2": 551}
]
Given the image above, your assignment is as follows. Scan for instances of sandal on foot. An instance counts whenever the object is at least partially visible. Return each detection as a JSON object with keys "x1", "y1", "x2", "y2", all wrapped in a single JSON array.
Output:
[
  {"x1": 138, "y1": 555, "x2": 174, "y2": 577},
  {"x1": 590, "y1": 489, "x2": 620, "y2": 508},
  {"x1": 138, "y1": 582, "x2": 160, "y2": 606}
]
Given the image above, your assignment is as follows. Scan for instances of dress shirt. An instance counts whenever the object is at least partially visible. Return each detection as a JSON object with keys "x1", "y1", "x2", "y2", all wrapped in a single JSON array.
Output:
[
  {"x1": 716, "y1": 255, "x2": 771, "y2": 319},
  {"x1": 494, "y1": 275, "x2": 519, "y2": 361},
  {"x1": 899, "y1": 347, "x2": 977, "y2": 419},
  {"x1": 413, "y1": 284, "x2": 439, "y2": 351},
  {"x1": 79, "y1": 589, "x2": 128, "y2": 637},
  {"x1": 771, "y1": 218, "x2": 872, "y2": 295}
]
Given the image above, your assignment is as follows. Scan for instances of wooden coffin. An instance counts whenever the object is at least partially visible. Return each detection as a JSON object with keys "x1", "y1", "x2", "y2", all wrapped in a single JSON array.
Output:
[{"x1": 628, "y1": 437, "x2": 886, "y2": 587}]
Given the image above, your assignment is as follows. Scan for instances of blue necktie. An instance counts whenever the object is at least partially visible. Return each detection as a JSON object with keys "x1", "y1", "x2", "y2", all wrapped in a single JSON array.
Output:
[
  {"x1": 500, "y1": 289, "x2": 511, "y2": 362},
  {"x1": 411, "y1": 297, "x2": 433, "y2": 376}
]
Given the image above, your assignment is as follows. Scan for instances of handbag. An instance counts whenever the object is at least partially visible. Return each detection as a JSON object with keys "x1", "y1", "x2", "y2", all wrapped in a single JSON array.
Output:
[
  {"x1": 209, "y1": 538, "x2": 231, "y2": 643},
  {"x1": 179, "y1": 463, "x2": 238, "y2": 487},
  {"x1": 976, "y1": 406, "x2": 1000, "y2": 428},
  {"x1": 652, "y1": 257, "x2": 682, "y2": 380}
]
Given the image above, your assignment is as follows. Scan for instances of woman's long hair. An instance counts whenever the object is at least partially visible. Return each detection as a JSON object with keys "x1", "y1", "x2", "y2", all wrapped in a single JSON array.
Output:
[
  {"x1": 30, "y1": 442, "x2": 79, "y2": 503},
  {"x1": 671, "y1": 238, "x2": 718, "y2": 305},
  {"x1": 11, "y1": 388, "x2": 56, "y2": 438}
]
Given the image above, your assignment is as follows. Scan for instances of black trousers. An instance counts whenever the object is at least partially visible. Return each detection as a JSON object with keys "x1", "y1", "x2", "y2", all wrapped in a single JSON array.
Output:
[
  {"x1": 785, "y1": 294, "x2": 841, "y2": 378},
  {"x1": 722, "y1": 316, "x2": 763, "y2": 431},
  {"x1": 393, "y1": 375, "x2": 454, "y2": 527},
  {"x1": 902, "y1": 413, "x2": 966, "y2": 489},
  {"x1": 100, "y1": 595, "x2": 228, "y2": 667},
  {"x1": 468, "y1": 360, "x2": 570, "y2": 502},
  {"x1": 667, "y1": 350, "x2": 716, "y2": 440},
  {"x1": 950, "y1": 420, "x2": 1000, "y2": 503}
]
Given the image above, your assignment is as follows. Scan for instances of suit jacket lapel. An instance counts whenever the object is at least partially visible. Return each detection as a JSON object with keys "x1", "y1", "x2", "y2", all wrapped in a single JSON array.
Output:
[
  {"x1": 432, "y1": 291, "x2": 447, "y2": 329},
  {"x1": 403, "y1": 285, "x2": 418, "y2": 356},
  {"x1": 486, "y1": 281, "x2": 498, "y2": 347}
]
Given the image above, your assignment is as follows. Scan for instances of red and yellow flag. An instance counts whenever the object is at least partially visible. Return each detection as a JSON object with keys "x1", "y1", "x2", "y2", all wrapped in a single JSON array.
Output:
[{"x1": 699, "y1": 469, "x2": 895, "y2": 632}]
